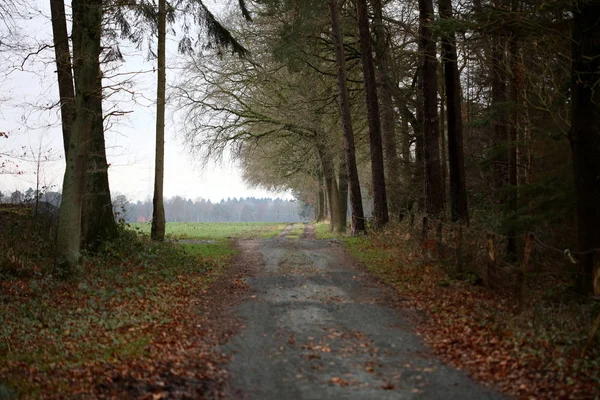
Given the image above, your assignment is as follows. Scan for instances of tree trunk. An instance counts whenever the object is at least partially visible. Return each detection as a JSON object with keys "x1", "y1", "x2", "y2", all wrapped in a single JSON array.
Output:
[
  {"x1": 317, "y1": 143, "x2": 343, "y2": 233},
  {"x1": 327, "y1": 0, "x2": 365, "y2": 234},
  {"x1": 81, "y1": 89, "x2": 118, "y2": 251},
  {"x1": 507, "y1": 16, "x2": 519, "y2": 257},
  {"x1": 55, "y1": 0, "x2": 102, "y2": 272},
  {"x1": 569, "y1": 0, "x2": 600, "y2": 295},
  {"x1": 372, "y1": 0, "x2": 402, "y2": 221},
  {"x1": 438, "y1": 0, "x2": 469, "y2": 223},
  {"x1": 49, "y1": 0, "x2": 74, "y2": 155},
  {"x1": 491, "y1": 0, "x2": 508, "y2": 192},
  {"x1": 151, "y1": 0, "x2": 166, "y2": 241},
  {"x1": 439, "y1": 63, "x2": 447, "y2": 202},
  {"x1": 316, "y1": 169, "x2": 325, "y2": 222},
  {"x1": 419, "y1": 0, "x2": 444, "y2": 217},
  {"x1": 355, "y1": 0, "x2": 388, "y2": 228},
  {"x1": 337, "y1": 153, "x2": 348, "y2": 229}
]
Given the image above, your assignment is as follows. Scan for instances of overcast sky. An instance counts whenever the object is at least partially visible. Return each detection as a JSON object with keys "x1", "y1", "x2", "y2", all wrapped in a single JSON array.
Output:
[{"x1": 0, "y1": 0, "x2": 290, "y2": 202}]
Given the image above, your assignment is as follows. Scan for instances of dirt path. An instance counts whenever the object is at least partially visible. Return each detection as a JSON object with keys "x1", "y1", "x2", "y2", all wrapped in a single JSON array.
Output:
[{"x1": 221, "y1": 225, "x2": 503, "y2": 399}]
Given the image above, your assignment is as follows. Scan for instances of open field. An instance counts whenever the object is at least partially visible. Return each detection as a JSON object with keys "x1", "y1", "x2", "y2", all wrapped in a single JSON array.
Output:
[{"x1": 129, "y1": 222, "x2": 288, "y2": 240}]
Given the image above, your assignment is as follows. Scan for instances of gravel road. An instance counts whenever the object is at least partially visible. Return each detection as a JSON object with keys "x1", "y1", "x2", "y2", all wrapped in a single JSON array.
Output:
[{"x1": 222, "y1": 224, "x2": 503, "y2": 399}]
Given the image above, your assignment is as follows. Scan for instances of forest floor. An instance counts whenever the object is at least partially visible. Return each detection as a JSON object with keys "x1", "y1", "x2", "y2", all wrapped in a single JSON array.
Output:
[{"x1": 2, "y1": 215, "x2": 598, "y2": 398}]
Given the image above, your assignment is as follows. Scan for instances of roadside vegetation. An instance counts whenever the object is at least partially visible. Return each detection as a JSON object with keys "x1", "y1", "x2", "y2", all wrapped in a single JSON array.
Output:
[{"x1": 0, "y1": 207, "x2": 284, "y2": 398}]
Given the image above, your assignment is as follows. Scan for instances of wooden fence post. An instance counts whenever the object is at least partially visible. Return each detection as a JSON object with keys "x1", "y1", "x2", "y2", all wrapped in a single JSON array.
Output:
[
  {"x1": 436, "y1": 221, "x2": 444, "y2": 259},
  {"x1": 421, "y1": 216, "x2": 429, "y2": 257},
  {"x1": 518, "y1": 233, "x2": 534, "y2": 313},
  {"x1": 486, "y1": 233, "x2": 496, "y2": 288},
  {"x1": 455, "y1": 225, "x2": 463, "y2": 273}
]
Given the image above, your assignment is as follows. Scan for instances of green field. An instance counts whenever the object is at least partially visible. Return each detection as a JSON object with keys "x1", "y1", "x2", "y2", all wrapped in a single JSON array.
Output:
[{"x1": 129, "y1": 222, "x2": 288, "y2": 240}]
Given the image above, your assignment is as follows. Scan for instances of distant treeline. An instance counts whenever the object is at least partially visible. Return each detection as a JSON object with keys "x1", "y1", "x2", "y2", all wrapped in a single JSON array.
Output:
[
  {"x1": 115, "y1": 195, "x2": 312, "y2": 223},
  {"x1": 0, "y1": 189, "x2": 312, "y2": 223}
]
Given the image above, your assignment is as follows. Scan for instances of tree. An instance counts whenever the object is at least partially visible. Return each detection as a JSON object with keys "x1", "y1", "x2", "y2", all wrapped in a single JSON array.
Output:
[
  {"x1": 49, "y1": 0, "x2": 75, "y2": 154},
  {"x1": 419, "y1": 0, "x2": 444, "y2": 217},
  {"x1": 151, "y1": 0, "x2": 167, "y2": 241},
  {"x1": 438, "y1": 0, "x2": 468, "y2": 223},
  {"x1": 50, "y1": 0, "x2": 118, "y2": 252},
  {"x1": 55, "y1": 0, "x2": 103, "y2": 271},
  {"x1": 372, "y1": 0, "x2": 402, "y2": 221},
  {"x1": 355, "y1": 0, "x2": 388, "y2": 228},
  {"x1": 569, "y1": 0, "x2": 600, "y2": 295},
  {"x1": 150, "y1": 0, "x2": 249, "y2": 241},
  {"x1": 327, "y1": 0, "x2": 365, "y2": 234}
]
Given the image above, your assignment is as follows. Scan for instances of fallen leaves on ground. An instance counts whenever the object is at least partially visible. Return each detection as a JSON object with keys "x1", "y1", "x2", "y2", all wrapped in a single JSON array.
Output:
[
  {"x1": 344, "y1": 228, "x2": 600, "y2": 399},
  {"x1": 0, "y1": 238, "x2": 248, "y2": 399}
]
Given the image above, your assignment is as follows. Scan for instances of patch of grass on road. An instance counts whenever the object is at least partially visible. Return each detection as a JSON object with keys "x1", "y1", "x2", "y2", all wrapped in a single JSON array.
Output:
[
  {"x1": 130, "y1": 222, "x2": 287, "y2": 240},
  {"x1": 284, "y1": 223, "x2": 306, "y2": 239}
]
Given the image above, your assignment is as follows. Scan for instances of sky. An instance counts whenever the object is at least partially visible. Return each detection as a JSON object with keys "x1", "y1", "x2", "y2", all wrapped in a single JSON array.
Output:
[{"x1": 0, "y1": 0, "x2": 291, "y2": 202}]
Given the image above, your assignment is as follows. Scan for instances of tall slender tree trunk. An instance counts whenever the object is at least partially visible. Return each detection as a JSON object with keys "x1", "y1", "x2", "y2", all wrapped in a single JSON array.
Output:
[
  {"x1": 151, "y1": 0, "x2": 166, "y2": 241},
  {"x1": 337, "y1": 153, "x2": 348, "y2": 229},
  {"x1": 419, "y1": 0, "x2": 444, "y2": 217},
  {"x1": 355, "y1": 0, "x2": 388, "y2": 228},
  {"x1": 49, "y1": 0, "x2": 74, "y2": 155},
  {"x1": 507, "y1": 22, "x2": 519, "y2": 257},
  {"x1": 439, "y1": 68, "x2": 447, "y2": 202},
  {"x1": 81, "y1": 90, "x2": 118, "y2": 251},
  {"x1": 372, "y1": 0, "x2": 401, "y2": 221},
  {"x1": 328, "y1": 0, "x2": 365, "y2": 234},
  {"x1": 438, "y1": 0, "x2": 469, "y2": 223},
  {"x1": 55, "y1": 0, "x2": 102, "y2": 272},
  {"x1": 569, "y1": 0, "x2": 600, "y2": 295},
  {"x1": 491, "y1": 0, "x2": 508, "y2": 192}
]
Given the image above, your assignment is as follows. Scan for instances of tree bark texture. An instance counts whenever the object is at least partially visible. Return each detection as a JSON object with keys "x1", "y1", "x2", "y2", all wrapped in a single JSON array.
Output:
[
  {"x1": 328, "y1": 0, "x2": 365, "y2": 234},
  {"x1": 438, "y1": 0, "x2": 469, "y2": 223},
  {"x1": 419, "y1": 0, "x2": 444, "y2": 217},
  {"x1": 506, "y1": 16, "x2": 520, "y2": 257},
  {"x1": 151, "y1": 0, "x2": 167, "y2": 241},
  {"x1": 56, "y1": 0, "x2": 102, "y2": 271},
  {"x1": 491, "y1": 0, "x2": 508, "y2": 192},
  {"x1": 569, "y1": 0, "x2": 600, "y2": 295},
  {"x1": 316, "y1": 169, "x2": 325, "y2": 222},
  {"x1": 372, "y1": 0, "x2": 402, "y2": 221},
  {"x1": 355, "y1": 0, "x2": 388, "y2": 228},
  {"x1": 49, "y1": 0, "x2": 75, "y2": 155},
  {"x1": 81, "y1": 89, "x2": 118, "y2": 252},
  {"x1": 337, "y1": 153, "x2": 348, "y2": 229}
]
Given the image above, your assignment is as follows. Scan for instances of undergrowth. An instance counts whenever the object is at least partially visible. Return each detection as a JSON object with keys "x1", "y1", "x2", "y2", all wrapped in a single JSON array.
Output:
[{"x1": 0, "y1": 210, "x2": 236, "y2": 398}]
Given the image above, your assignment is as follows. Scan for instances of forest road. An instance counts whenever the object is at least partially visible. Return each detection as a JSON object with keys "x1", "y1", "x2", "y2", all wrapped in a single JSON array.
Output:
[{"x1": 221, "y1": 224, "x2": 503, "y2": 400}]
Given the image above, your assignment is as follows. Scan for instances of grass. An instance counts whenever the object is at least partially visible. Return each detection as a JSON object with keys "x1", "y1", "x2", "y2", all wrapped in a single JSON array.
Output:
[
  {"x1": 0, "y1": 217, "x2": 289, "y2": 398},
  {"x1": 284, "y1": 223, "x2": 306, "y2": 239},
  {"x1": 130, "y1": 222, "x2": 288, "y2": 240},
  {"x1": 314, "y1": 221, "x2": 347, "y2": 239}
]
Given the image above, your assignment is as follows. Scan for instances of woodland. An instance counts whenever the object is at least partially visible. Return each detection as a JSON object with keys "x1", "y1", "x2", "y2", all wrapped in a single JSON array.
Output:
[{"x1": 1, "y1": 0, "x2": 600, "y2": 398}]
